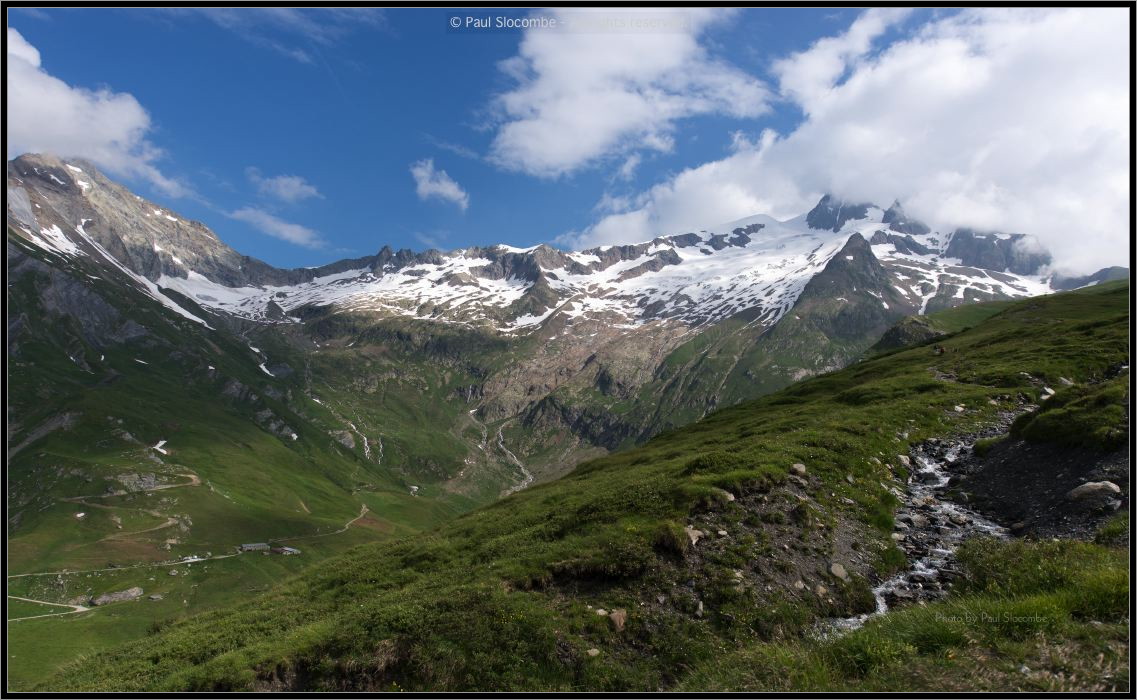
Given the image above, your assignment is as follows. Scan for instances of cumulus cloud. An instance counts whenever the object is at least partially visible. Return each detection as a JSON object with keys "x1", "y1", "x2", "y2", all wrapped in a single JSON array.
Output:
[
  {"x1": 570, "y1": 8, "x2": 1130, "y2": 275},
  {"x1": 6, "y1": 27, "x2": 187, "y2": 197},
  {"x1": 410, "y1": 159, "x2": 470, "y2": 211},
  {"x1": 246, "y1": 167, "x2": 322, "y2": 203},
  {"x1": 772, "y1": 8, "x2": 913, "y2": 111},
  {"x1": 230, "y1": 207, "x2": 324, "y2": 248},
  {"x1": 488, "y1": 8, "x2": 770, "y2": 178}
]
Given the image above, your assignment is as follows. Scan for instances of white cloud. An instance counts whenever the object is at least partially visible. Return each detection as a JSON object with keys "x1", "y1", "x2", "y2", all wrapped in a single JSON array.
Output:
[
  {"x1": 230, "y1": 207, "x2": 324, "y2": 248},
  {"x1": 571, "y1": 8, "x2": 1130, "y2": 275},
  {"x1": 410, "y1": 159, "x2": 469, "y2": 211},
  {"x1": 615, "y1": 153, "x2": 641, "y2": 182},
  {"x1": 488, "y1": 9, "x2": 770, "y2": 178},
  {"x1": 772, "y1": 8, "x2": 913, "y2": 112},
  {"x1": 246, "y1": 167, "x2": 322, "y2": 202},
  {"x1": 163, "y1": 8, "x2": 386, "y2": 63},
  {"x1": 6, "y1": 27, "x2": 187, "y2": 197}
]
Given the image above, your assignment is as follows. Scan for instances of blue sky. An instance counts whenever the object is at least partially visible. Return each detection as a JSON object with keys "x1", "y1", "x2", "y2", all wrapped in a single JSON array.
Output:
[{"x1": 6, "y1": 7, "x2": 1130, "y2": 274}]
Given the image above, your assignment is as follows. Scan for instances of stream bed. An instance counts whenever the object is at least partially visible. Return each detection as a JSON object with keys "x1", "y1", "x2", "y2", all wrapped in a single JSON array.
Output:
[{"x1": 826, "y1": 421, "x2": 1015, "y2": 634}]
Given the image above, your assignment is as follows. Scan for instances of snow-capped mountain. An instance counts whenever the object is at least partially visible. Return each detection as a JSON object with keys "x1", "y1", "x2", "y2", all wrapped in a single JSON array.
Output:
[
  {"x1": 6, "y1": 153, "x2": 1076, "y2": 338},
  {"x1": 5, "y1": 151, "x2": 1130, "y2": 511}
]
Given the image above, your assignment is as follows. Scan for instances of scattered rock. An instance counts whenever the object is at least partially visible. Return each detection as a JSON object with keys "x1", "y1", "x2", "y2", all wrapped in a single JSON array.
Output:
[
  {"x1": 790, "y1": 463, "x2": 807, "y2": 476},
  {"x1": 814, "y1": 585, "x2": 828, "y2": 596},
  {"x1": 897, "y1": 455, "x2": 911, "y2": 467},
  {"x1": 148, "y1": 594, "x2": 163, "y2": 601},
  {"x1": 1058, "y1": 377, "x2": 1074, "y2": 386},
  {"x1": 586, "y1": 648, "x2": 600, "y2": 658},
  {"x1": 716, "y1": 530, "x2": 728, "y2": 537},
  {"x1": 695, "y1": 600, "x2": 704, "y2": 618},
  {"x1": 595, "y1": 608, "x2": 608, "y2": 617},
  {"x1": 828, "y1": 562, "x2": 850, "y2": 582},
  {"x1": 953, "y1": 405, "x2": 966, "y2": 413},
  {"x1": 713, "y1": 488, "x2": 736, "y2": 502},
  {"x1": 845, "y1": 474, "x2": 855, "y2": 484},
  {"x1": 793, "y1": 580, "x2": 805, "y2": 591}
]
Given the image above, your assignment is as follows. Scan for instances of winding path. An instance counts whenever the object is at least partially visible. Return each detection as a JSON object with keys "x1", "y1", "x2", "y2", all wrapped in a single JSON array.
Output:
[{"x1": 6, "y1": 595, "x2": 90, "y2": 622}]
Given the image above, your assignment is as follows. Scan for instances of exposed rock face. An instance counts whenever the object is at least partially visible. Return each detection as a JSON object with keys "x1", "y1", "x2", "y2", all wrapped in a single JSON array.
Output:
[
  {"x1": 806, "y1": 195, "x2": 873, "y2": 232},
  {"x1": 944, "y1": 229, "x2": 1051, "y2": 275},
  {"x1": 881, "y1": 202, "x2": 932, "y2": 236},
  {"x1": 90, "y1": 587, "x2": 144, "y2": 605}
]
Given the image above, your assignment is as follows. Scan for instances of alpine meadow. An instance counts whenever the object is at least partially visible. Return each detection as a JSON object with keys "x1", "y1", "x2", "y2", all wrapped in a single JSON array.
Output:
[{"x1": 5, "y1": 5, "x2": 1131, "y2": 694}]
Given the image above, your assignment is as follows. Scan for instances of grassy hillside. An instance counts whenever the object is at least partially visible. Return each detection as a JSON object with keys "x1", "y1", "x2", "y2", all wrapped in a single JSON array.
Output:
[
  {"x1": 5, "y1": 233, "x2": 493, "y2": 686},
  {"x1": 39, "y1": 281, "x2": 1129, "y2": 691}
]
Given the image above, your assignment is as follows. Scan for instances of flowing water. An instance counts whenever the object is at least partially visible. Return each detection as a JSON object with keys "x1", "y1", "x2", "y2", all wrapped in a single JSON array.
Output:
[{"x1": 827, "y1": 434, "x2": 1009, "y2": 633}]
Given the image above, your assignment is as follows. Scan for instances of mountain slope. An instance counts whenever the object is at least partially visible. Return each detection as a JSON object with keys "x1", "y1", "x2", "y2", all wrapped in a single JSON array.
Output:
[{"x1": 40, "y1": 281, "x2": 1129, "y2": 692}]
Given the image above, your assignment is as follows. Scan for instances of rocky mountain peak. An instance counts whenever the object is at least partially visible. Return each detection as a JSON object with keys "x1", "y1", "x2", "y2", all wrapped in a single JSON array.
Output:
[{"x1": 805, "y1": 194, "x2": 877, "y2": 232}]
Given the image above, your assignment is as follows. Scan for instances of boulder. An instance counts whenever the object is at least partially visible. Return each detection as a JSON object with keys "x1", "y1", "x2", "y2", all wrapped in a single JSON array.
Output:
[
  {"x1": 713, "y1": 488, "x2": 736, "y2": 502},
  {"x1": 608, "y1": 609, "x2": 627, "y2": 631},
  {"x1": 684, "y1": 526, "x2": 704, "y2": 546},
  {"x1": 90, "y1": 587, "x2": 144, "y2": 606},
  {"x1": 829, "y1": 562, "x2": 850, "y2": 582},
  {"x1": 897, "y1": 455, "x2": 911, "y2": 468},
  {"x1": 1067, "y1": 481, "x2": 1121, "y2": 501},
  {"x1": 790, "y1": 463, "x2": 807, "y2": 476}
]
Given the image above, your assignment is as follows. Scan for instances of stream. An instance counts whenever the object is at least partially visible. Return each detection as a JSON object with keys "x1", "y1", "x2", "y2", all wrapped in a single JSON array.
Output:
[{"x1": 827, "y1": 428, "x2": 1010, "y2": 633}]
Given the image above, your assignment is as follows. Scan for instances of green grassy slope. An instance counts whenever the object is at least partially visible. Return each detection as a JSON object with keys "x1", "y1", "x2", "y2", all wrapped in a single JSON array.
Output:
[
  {"x1": 40, "y1": 281, "x2": 1129, "y2": 691},
  {"x1": 679, "y1": 537, "x2": 1128, "y2": 691},
  {"x1": 5, "y1": 232, "x2": 488, "y2": 685}
]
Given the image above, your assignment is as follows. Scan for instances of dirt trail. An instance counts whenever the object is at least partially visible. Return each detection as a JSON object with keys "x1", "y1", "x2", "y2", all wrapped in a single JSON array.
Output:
[
  {"x1": 57, "y1": 472, "x2": 201, "y2": 543},
  {"x1": 6, "y1": 595, "x2": 90, "y2": 622},
  {"x1": 6, "y1": 552, "x2": 242, "y2": 580},
  {"x1": 275, "y1": 504, "x2": 369, "y2": 543}
]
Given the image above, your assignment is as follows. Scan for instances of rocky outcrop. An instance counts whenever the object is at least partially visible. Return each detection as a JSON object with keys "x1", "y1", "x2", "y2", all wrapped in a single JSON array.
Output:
[
  {"x1": 868, "y1": 316, "x2": 946, "y2": 354},
  {"x1": 90, "y1": 587, "x2": 144, "y2": 606},
  {"x1": 944, "y1": 229, "x2": 1050, "y2": 275}
]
